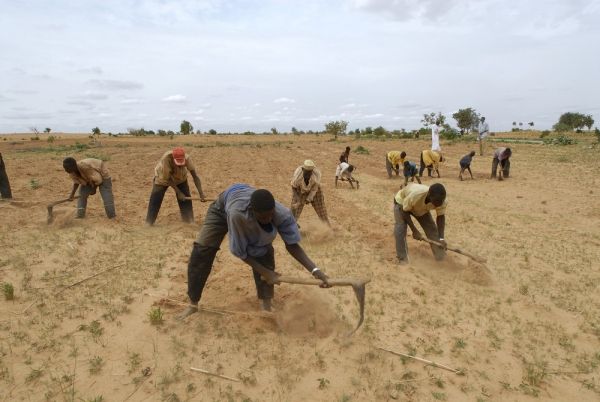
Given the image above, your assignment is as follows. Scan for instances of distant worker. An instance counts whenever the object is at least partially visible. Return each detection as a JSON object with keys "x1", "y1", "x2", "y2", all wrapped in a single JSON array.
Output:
[
  {"x1": 63, "y1": 157, "x2": 115, "y2": 219},
  {"x1": 339, "y1": 146, "x2": 351, "y2": 163},
  {"x1": 0, "y1": 153, "x2": 12, "y2": 199},
  {"x1": 393, "y1": 183, "x2": 447, "y2": 265},
  {"x1": 179, "y1": 184, "x2": 330, "y2": 318},
  {"x1": 491, "y1": 147, "x2": 512, "y2": 181},
  {"x1": 459, "y1": 151, "x2": 476, "y2": 181},
  {"x1": 386, "y1": 151, "x2": 406, "y2": 179},
  {"x1": 419, "y1": 150, "x2": 444, "y2": 178},
  {"x1": 431, "y1": 121, "x2": 442, "y2": 152},
  {"x1": 402, "y1": 160, "x2": 422, "y2": 188},
  {"x1": 146, "y1": 147, "x2": 206, "y2": 225},
  {"x1": 290, "y1": 160, "x2": 330, "y2": 225},
  {"x1": 335, "y1": 162, "x2": 359, "y2": 189},
  {"x1": 478, "y1": 117, "x2": 489, "y2": 156}
]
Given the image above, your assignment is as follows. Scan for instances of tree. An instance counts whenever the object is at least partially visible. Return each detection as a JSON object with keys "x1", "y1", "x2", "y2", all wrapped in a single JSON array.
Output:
[
  {"x1": 324, "y1": 120, "x2": 348, "y2": 140},
  {"x1": 44, "y1": 128, "x2": 51, "y2": 133},
  {"x1": 512, "y1": 122, "x2": 517, "y2": 127},
  {"x1": 584, "y1": 115, "x2": 595, "y2": 130},
  {"x1": 528, "y1": 122, "x2": 534, "y2": 128},
  {"x1": 92, "y1": 127, "x2": 101, "y2": 136},
  {"x1": 421, "y1": 112, "x2": 446, "y2": 127},
  {"x1": 270, "y1": 127, "x2": 278, "y2": 135},
  {"x1": 519, "y1": 122, "x2": 523, "y2": 127},
  {"x1": 291, "y1": 127, "x2": 299, "y2": 135},
  {"x1": 452, "y1": 108, "x2": 480, "y2": 134},
  {"x1": 373, "y1": 126, "x2": 387, "y2": 137},
  {"x1": 553, "y1": 112, "x2": 593, "y2": 131},
  {"x1": 157, "y1": 129, "x2": 167, "y2": 137},
  {"x1": 208, "y1": 129, "x2": 217, "y2": 135},
  {"x1": 180, "y1": 120, "x2": 193, "y2": 135}
]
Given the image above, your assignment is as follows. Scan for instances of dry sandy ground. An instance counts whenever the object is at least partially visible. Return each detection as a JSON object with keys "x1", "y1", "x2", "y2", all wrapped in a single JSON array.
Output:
[{"x1": 0, "y1": 132, "x2": 599, "y2": 401}]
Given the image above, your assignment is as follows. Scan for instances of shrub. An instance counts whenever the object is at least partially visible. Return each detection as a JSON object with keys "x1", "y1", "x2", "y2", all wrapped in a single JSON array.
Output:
[
  {"x1": 354, "y1": 145, "x2": 369, "y2": 155},
  {"x1": 544, "y1": 135, "x2": 576, "y2": 146},
  {"x1": 540, "y1": 130, "x2": 551, "y2": 138},
  {"x1": 47, "y1": 135, "x2": 56, "y2": 143},
  {"x1": 440, "y1": 127, "x2": 460, "y2": 140}
]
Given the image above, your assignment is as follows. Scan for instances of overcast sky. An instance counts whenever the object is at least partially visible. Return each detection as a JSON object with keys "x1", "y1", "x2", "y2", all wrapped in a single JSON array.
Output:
[{"x1": 1, "y1": 0, "x2": 599, "y2": 133}]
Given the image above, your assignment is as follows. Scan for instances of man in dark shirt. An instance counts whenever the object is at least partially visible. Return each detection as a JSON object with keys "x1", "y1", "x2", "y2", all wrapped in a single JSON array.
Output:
[
  {"x1": 339, "y1": 146, "x2": 351, "y2": 163},
  {"x1": 402, "y1": 161, "x2": 421, "y2": 188},
  {"x1": 459, "y1": 151, "x2": 476, "y2": 181},
  {"x1": 0, "y1": 153, "x2": 12, "y2": 199},
  {"x1": 179, "y1": 184, "x2": 331, "y2": 319}
]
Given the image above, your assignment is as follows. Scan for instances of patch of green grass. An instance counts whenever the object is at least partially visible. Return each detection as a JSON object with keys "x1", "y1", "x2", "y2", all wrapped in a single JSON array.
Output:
[
  {"x1": 29, "y1": 179, "x2": 40, "y2": 190},
  {"x1": 318, "y1": 377, "x2": 330, "y2": 389},
  {"x1": 432, "y1": 391, "x2": 447, "y2": 400},
  {"x1": 148, "y1": 307, "x2": 164, "y2": 325},
  {"x1": 1, "y1": 282, "x2": 14, "y2": 300},
  {"x1": 89, "y1": 356, "x2": 104, "y2": 375}
]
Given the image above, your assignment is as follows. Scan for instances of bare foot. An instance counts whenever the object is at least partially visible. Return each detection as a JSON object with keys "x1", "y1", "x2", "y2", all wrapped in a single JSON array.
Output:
[{"x1": 177, "y1": 305, "x2": 198, "y2": 320}]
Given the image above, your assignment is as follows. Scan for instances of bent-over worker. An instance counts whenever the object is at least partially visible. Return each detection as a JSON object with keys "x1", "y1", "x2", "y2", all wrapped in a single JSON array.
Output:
[
  {"x1": 145, "y1": 147, "x2": 206, "y2": 225},
  {"x1": 179, "y1": 184, "x2": 331, "y2": 318},
  {"x1": 290, "y1": 160, "x2": 330, "y2": 225},
  {"x1": 335, "y1": 162, "x2": 359, "y2": 189},
  {"x1": 63, "y1": 157, "x2": 116, "y2": 219},
  {"x1": 386, "y1": 151, "x2": 406, "y2": 178},
  {"x1": 393, "y1": 183, "x2": 447, "y2": 265},
  {"x1": 491, "y1": 147, "x2": 511, "y2": 181},
  {"x1": 419, "y1": 150, "x2": 443, "y2": 178}
]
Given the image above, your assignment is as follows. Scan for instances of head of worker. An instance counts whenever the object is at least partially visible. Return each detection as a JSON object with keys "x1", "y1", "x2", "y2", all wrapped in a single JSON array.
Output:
[
  {"x1": 250, "y1": 189, "x2": 276, "y2": 225},
  {"x1": 502, "y1": 148, "x2": 512, "y2": 159},
  {"x1": 400, "y1": 151, "x2": 407, "y2": 159},
  {"x1": 427, "y1": 183, "x2": 446, "y2": 208},
  {"x1": 301, "y1": 159, "x2": 315, "y2": 180},
  {"x1": 403, "y1": 160, "x2": 411, "y2": 169},
  {"x1": 347, "y1": 164, "x2": 355, "y2": 173},
  {"x1": 469, "y1": 151, "x2": 476, "y2": 157},
  {"x1": 172, "y1": 147, "x2": 186, "y2": 166},
  {"x1": 62, "y1": 157, "x2": 78, "y2": 174},
  {"x1": 481, "y1": 116, "x2": 486, "y2": 123},
  {"x1": 345, "y1": 146, "x2": 351, "y2": 153}
]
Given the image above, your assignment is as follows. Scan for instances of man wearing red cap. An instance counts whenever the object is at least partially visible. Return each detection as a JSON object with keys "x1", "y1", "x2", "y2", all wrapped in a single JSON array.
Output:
[{"x1": 145, "y1": 147, "x2": 206, "y2": 225}]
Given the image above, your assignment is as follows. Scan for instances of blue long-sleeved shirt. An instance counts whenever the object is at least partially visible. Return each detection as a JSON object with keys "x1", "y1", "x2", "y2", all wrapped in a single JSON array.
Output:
[{"x1": 220, "y1": 184, "x2": 301, "y2": 259}]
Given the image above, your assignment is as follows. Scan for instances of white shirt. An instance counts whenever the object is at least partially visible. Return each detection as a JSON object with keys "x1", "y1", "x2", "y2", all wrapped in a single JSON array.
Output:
[
  {"x1": 431, "y1": 125, "x2": 441, "y2": 151},
  {"x1": 479, "y1": 122, "x2": 489, "y2": 139}
]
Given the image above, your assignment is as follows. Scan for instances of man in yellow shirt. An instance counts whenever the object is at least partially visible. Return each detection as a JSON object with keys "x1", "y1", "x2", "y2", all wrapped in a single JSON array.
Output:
[
  {"x1": 386, "y1": 151, "x2": 406, "y2": 178},
  {"x1": 393, "y1": 183, "x2": 447, "y2": 265},
  {"x1": 419, "y1": 150, "x2": 444, "y2": 178},
  {"x1": 63, "y1": 157, "x2": 116, "y2": 219},
  {"x1": 146, "y1": 147, "x2": 206, "y2": 225}
]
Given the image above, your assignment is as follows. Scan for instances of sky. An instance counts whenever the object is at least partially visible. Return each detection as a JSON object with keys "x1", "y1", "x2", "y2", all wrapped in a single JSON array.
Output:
[{"x1": 1, "y1": 0, "x2": 599, "y2": 133}]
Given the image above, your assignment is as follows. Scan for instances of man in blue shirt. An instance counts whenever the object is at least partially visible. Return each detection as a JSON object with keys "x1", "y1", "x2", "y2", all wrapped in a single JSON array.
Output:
[
  {"x1": 179, "y1": 184, "x2": 331, "y2": 318},
  {"x1": 402, "y1": 160, "x2": 421, "y2": 188}
]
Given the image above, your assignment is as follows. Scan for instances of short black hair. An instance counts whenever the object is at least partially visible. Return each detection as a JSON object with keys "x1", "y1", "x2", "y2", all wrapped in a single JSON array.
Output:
[
  {"x1": 63, "y1": 157, "x2": 77, "y2": 170},
  {"x1": 250, "y1": 189, "x2": 275, "y2": 212},
  {"x1": 429, "y1": 183, "x2": 446, "y2": 203},
  {"x1": 347, "y1": 164, "x2": 355, "y2": 172},
  {"x1": 345, "y1": 146, "x2": 351, "y2": 151},
  {"x1": 403, "y1": 160, "x2": 410, "y2": 167},
  {"x1": 469, "y1": 151, "x2": 476, "y2": 156},
  {"x1": 504, "y1": 147, "x2": 512, "y2": 157},
  {"x1": 400, "y1": 151, "x2": 406, "y2": 158}
]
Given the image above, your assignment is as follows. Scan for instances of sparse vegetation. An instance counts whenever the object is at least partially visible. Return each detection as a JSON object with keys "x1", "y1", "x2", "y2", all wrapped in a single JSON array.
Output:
[{"x1": 1, "y1": 282, "x2": 14, "y2": 300}]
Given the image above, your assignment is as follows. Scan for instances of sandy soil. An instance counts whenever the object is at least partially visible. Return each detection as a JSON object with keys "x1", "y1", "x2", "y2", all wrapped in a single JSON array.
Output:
[{"x1": 0, "y1": 132, "x2": 599, "y2": 401}]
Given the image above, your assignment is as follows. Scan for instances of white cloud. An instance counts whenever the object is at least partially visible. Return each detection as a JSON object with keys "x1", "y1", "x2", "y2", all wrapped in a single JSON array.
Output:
[
  {"x1": 274, "y1": 97, "x2": 296, "y2": 104},
  {"x1": 120, "y1": 98, "x2": 142, "y2": 104},
  {"x1": 162, "y1": 94, "x2": 187, "y2": 103},
  {"x1": 88, "y1": 79, "x2": 143, "y2": 90}
]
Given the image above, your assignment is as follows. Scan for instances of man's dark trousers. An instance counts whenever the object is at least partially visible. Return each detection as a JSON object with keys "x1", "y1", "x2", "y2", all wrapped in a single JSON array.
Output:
[
  {"x1": 0, "y1": 153, "x2": 12, "y2": 199},
  {"x1": 187, "y1": 200, "x2": 275, "y2": 304},
  {"x1": 146, "y1": 180, "x2": 193, "y2": 224}
]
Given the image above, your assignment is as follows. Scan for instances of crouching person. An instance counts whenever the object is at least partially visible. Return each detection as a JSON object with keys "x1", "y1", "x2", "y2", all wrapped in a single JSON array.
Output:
[
  {"x1": 491, "y1": 147, "x2": 511, "y2": 181},
  {"x1": 335, "y1": 162, "x2": 359, "y2": 189},
  {"x1": 393, "y1": 183, "x2": 447, "y2": 265},
  {"x1": 179, "y1": 184, "x2": 330, "y2": 319},
  {"x1": 63, "y1": 157, "x2": 116, "y2": 219}
]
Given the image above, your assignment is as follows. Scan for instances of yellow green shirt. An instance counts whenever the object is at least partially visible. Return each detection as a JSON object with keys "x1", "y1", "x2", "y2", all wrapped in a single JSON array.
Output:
[
  {"x1": 394, "y1": 183, "x2": 447, "y2": 217},
  {"x1": 421, "y1": 150, "x2": 442, "y2": 169},
  {"x1": 387, "y1": 151, "x2": 404, "y2": 166}
]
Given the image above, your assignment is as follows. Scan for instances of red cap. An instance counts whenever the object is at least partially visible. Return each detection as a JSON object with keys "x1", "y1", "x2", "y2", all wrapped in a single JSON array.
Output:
[{"x1": 172, "y1": 147, "x2": 186, "y2": 166}]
